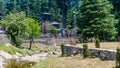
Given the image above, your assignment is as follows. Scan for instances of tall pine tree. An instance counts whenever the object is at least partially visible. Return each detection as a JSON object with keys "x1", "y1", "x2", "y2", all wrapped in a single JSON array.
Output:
[
  {"x1": 56, "y1": 0, "x2": 73, "y2": 28},
  {"x1": 109, "y1": 0, "x2": 120, "y2": 38},
  {"x1": 79, "y1": 0, "x2": 118, "y2": 41}
]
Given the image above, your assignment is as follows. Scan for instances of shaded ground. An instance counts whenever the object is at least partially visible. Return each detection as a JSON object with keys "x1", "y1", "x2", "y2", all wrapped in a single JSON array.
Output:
[
  {"x1": 77, "y1": 42, "x2": 120, "y2": 50},
  {"x1": 33, "y1": 55, "x2": 116, "y2": 68}
]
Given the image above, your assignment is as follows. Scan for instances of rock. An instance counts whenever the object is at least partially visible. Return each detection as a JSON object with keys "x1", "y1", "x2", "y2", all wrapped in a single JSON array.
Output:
[
  {"x1": 52, "y1": 51, "x2": 61, "y2": 55},
  {"x1": 0, "y1": 34, "x2": 10, "y2": 45},
  {"x1": 21, "y1": 53, "x2": 48, "y2": 63},
  {"x1": 0, "y1": 51, "x2": 49, "y2": 68},
  {"x1": 0, "y1": 56, "x2": 4, "y2": 68},
  {"x1": 0, "y1": 51, "x2": 12, "y2": 59}
]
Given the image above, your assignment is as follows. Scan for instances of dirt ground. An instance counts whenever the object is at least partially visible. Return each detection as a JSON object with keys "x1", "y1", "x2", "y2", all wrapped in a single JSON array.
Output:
[{"x1": 77, "y1": 42, "x2": 120, "y2": 50}]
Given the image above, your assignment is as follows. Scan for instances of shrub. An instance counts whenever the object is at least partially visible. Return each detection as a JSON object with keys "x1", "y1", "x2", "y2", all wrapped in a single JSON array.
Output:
[
  {"x1": 95, "y1": 38, "x2": 100, "y2": 48},
  {"x1": 83, "y1": 43, "x2": 91, "y2": 58},
  {"x1": 116, "y1": 47, "x2": 120, "y2": 67},
  {"x1": 61, "y1": 43, "x2": 66, "y2": 57}
]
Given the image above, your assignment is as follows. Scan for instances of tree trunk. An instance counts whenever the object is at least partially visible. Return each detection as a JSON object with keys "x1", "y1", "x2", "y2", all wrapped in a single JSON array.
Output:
[
  {"x1": 29, "y1": 38, "x2": 33, "y2": 50},
  {"x1": 11, "y1": 35, "x2": 20, "y2": 47},
  {"x1": 61, "y1": 8, "x2": 67, "y2": 28}
]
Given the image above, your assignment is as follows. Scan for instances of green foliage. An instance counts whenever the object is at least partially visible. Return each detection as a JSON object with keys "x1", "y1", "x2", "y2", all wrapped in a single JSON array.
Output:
[
  {"x1": 116, "y1": 47, "x2": 120, "y2": 67},
  {"x1": 0, "y1": 12, "x2": 41, "y2": 49},
  {"x1": 95, "y1": 38, "x2": 100, "y2": 48},
  {"x1": 79, "y1": 0, "x2": 118, "y2": 40},
  {"x1": 67, "y1": 24, "x2": 72, "y2": 29},
  {"x1": 1, "y1": 0, "x2": 120, "y2": 41},
  {"x1": 56, "y1": 0, "x2": 74, "y2": 28},
  {"x1": 61, "y1": 43, "x2": 66, "y2": 57},
  {"x1": 24, "y1": 18, "x2": 41, "y2": 39},
  {"x1": 50, "y1": 26, "x2": 58, "y2": 37},
  {"x1": 0, "y1": 12, "x2": 27, "y2": 47},
  {"x1": 33, "y1": 57, "x2": 56, "y2": 68},
  {"x1": 24, "y1": 18, "x2": 41, "y2": 50},
  {"x1": 1, "y1": 0, "x2": 80, "y2": 30},
  {"x1": 0, "y1": 0, "x2": 7, "y2": 19},
  {"x1": 109, "y1": 0, "x2": 120, "y2": 36},
  {"x1": 83, "y1": 43, "x2": 91, "y2": 58},
  {"x1": 5, "y1": 0, "x2": 62, "y2": 21}
]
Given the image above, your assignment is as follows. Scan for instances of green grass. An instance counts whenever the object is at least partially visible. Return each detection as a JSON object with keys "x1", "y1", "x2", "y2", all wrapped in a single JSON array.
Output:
[
  {"x1": 0, "y1": 45, "x2": 33, "y2": 56},
  {"x1": 33, "y1": 57, "x2": 57, "y2": 68}
]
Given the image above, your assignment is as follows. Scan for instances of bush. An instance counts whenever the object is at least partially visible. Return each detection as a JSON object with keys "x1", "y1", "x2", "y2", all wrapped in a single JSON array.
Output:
[
  {"x1": 61, "y1": 43, "x2": 66, "y2": 57},
  {"x1": 95, "y1": 38, "x2": 100, "y2": 48},
  {"x1": 116, "y1": 47, "x2": 120, "y2": 67},
  {"x1": 83, "y1": 43, "x2": 91, "y2": 58}
]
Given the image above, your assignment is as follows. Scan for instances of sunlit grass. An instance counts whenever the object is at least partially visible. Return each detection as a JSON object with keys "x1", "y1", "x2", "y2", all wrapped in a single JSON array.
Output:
[
  {"x1": 0, "y1": 45, "x2": 33, "y2": 56},
  {"x1": 77, "y1": 42, "x2": 120, "y2": 50},
  {"x1": 33, "y1": 55, "x2": 116, "y2": 68},
  {"x1": 33, "y1": 57, "x2": 57, "y2": 68}
]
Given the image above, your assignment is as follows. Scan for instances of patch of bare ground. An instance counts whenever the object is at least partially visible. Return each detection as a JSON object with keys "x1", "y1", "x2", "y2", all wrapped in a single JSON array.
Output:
[
  {"x1": 77, "y1": 42, "x2": 120, "y2": 50},
  {"x1": 21, "y1": 43, "x2": 61, "y2": 53}
]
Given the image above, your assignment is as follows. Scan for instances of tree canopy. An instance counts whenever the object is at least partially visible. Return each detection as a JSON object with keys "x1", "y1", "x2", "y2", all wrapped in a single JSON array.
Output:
[
  {"x1": 0, "y1": 12, "x2": 41, "y2": 48},
  {"x1": 79, "y1": 0, "x2": 118, "y2": 40},
  {"x1": 24, "y1": 18, "x2": 41, "y2": 50},
  {"x1": 0, "y1": 12, "x2": 27, "y2": 47},
  {"x1": 0, "y1": 0, "x2": 120, "y2": 41}
]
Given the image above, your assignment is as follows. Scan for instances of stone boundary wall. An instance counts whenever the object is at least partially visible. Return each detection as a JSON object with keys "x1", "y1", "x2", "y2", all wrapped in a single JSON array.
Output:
[{"x1": 64, "y1": 45, "x2": 116, "y2": 60}]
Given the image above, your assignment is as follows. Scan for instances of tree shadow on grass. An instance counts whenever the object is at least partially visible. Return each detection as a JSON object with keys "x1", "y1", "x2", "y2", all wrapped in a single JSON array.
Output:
[{"x1": 114, "y1": 66, "x2": 120, "y2": 68}]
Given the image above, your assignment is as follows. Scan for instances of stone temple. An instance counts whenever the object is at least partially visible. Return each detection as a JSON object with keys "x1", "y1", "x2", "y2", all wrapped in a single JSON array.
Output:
[{"x1": 41, "y1": 12, "x2": 52, "y2": 36}]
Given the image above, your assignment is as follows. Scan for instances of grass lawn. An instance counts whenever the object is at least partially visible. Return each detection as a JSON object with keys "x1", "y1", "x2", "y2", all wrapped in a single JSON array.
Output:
[
  {"x1": 77, "y1": 42, "x2": 120, "y2": 50},
  {"x1": 33, "y1": 55, "x2": 116, "y2": 68}
]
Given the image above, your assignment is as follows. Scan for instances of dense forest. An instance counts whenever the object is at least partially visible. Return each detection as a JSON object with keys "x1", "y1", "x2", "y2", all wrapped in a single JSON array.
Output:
[{"x1": 0, "y1": 0, "x2": 120, "y2": 41}]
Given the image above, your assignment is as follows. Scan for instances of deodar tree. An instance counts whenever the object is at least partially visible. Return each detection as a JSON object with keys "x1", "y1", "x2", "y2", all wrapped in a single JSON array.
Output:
[
  {"x1": 56, "y1": 0, "x2": 72, "y2": 28},
  {"x1": 109, "y1": 0, "x2": 120, "y2": 39},
  {"x1": 79, "y1": 0, "x2": 118, "y2": 41}
]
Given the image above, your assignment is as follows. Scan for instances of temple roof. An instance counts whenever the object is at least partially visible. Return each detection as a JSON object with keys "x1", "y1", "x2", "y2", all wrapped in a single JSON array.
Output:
[{"x1": 52, "y1": 21, "x2": 59, "y2": 25}]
